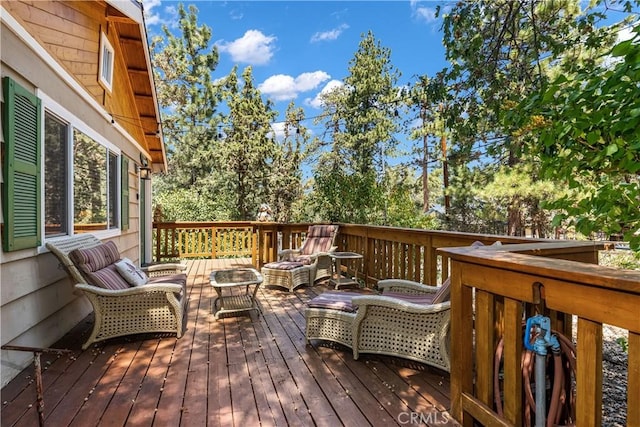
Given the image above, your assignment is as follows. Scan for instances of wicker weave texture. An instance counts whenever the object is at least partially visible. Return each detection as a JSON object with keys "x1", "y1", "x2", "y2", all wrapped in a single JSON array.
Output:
[
  {"x1": 314, "y1": 255, "x2": 333, "y2": 282},
  {"x1": 305, "y1": 307, "x2": 356, "y2": 348},
  {"x1": 305, "y1": 279, "x2": 451, "y2": 372},
  {"x1": 79, "y1": 285, "x2": 184, "y2": 348},
  {"x1": 47, "y1": 235, "x2": 187, "y2": 349},
  {"x1": 352, "y1": 301, "x2": 450, "y2": 372},
  {"x1": 261, "y1": 265, "x2": 310, "y2": 292}
]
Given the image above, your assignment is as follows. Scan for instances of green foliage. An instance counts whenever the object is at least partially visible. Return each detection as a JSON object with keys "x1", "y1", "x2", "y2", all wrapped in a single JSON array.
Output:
[
  {"x1": 474, "y1": 165, "x2": 565, "y2": 237},
  {"x1": 617, "y1": 337, "x2": 629, "y2": 353},
  {"x1": 150, "y1": 3, "x2": 224, "y2": 217},
  {"x1": 600, "y1": 248, "x2": 640, "y2": 270},
  {"x1": 148, "y1": 0, "x2": 640, "y2": 248},
  {"x1": 384, "y1": 165, "x2": 442, "y2": 229},
  {"x1": 152, "y1": 186, "x2": 228, "y2": 221},
  {"x1": 268, "y1": 102, "x2": 307, "y2": 222},
  {"x1": 150, "y1": 4, "x2": 307, "y2": 222},
  {"x1": 219, "y1": 66, "x2": 278, "y2": 220},
  {"x1": 516, "y1": 18, "x2": 640, "y2": 249},
  {"x1": 433, "y1": 0, "x2": 640, "y2": 245},
  {"x1": 312, "y1": 31, "x2": 401, "y2": 224}
]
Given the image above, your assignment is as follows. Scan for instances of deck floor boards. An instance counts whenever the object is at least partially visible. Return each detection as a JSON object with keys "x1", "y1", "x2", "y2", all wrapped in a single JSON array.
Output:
[{"x1": 1, "y1": 259, "x2": 456, "y2": 426}]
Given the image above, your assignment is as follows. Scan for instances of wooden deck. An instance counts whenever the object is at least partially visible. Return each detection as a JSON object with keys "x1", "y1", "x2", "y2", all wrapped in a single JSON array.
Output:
[{"x1": 1, "y1": 259, "x2": 456, "y2": 427}]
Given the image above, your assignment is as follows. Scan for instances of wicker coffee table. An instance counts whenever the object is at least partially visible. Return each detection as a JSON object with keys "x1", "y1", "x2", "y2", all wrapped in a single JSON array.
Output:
[{"x1": 210, "y1": 268, "x2": 263, "y2": 320}]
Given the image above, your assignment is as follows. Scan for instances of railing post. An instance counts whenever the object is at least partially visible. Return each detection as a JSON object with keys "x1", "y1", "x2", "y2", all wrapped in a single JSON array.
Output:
[
  {"x1": 1, "y1": 345, "x2": 72, "y2": 427},
  {"x1": 576, "y1": 318, "x2": 603, "y2": 426},
  {"x1": 449, "y1": 263, "x2": 472, "y2": 425},
  {"x1": 211, "y1": 226, "x2": 217, "y2": 259},
  {"x1": 252, "y1": 224, "x2": 258, "y2": 267}
]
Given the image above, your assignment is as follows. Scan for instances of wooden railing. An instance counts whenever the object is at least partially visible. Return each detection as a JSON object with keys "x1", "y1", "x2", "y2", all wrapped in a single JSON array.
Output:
[
  {"x1": 153, "y1": 221, "x2": 257, "y2": 261},
  {"x1": 153, "y1": 221, "x2": 546, "y2": 279},
  {"x1": 152, "y1": 221, "x2": 638, "y2": 425},
  {"x1": 334, "y1": 224, "x2": 552, "y2": 286},
  {"x1": 152, "y1": 221, "x2": 604, "y2": 284},
  {"x1": 440, "y1": 243, "x2": 639, "y2": 426}
]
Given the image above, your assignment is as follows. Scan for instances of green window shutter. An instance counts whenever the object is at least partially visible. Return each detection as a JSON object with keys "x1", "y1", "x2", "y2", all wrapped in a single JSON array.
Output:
[
  {"x1": 2, "y1": 77, "x2": 42, "y2": 252},
  {"x1": 121, "y1": 155, "x2": 129, "y2": 231}
]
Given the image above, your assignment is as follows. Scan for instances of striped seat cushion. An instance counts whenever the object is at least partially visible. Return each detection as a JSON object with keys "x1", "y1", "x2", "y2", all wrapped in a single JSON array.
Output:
[
  {"x1": 148, "y1": 273, "x2": 188, "y2": 296},
  {"x1": 264, "y1": 261, "x2": 305, "y2": 270},
  {"x1": 307, "y1": 289, "x2": 376, "y2": 313},
  {"x1": 87, "y1": 265, "x2": 131, "y2": 290},
  {"x1": 308, "y1": 287, "x2": 442, "y2": 313},
  {"x1": 382, "y1": 291, "x2": 437, "y2": 305},
  {"x1": 431, "y1": 277, "x2": 451, "y2": 304},
  {"x1": 383, "y1": 278, "x2": 451, "y2": 305},
  {"x1": 69, "y1": 241, "x2": 130, "y2": 290},
  {"x1": 299, "y1": 225, "x2": 337, "y2": 255}
]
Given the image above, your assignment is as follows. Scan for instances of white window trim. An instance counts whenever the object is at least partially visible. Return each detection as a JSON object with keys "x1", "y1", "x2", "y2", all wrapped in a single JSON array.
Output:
[
  {"x1": 37, "y1": 90, "x2": 122, "y2": 251},
  {"x1": 98, "y1": 32, "x2": 114, "y2": 93}
]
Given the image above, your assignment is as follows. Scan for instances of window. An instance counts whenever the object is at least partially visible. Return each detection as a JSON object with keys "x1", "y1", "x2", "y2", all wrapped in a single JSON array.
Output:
[
  {"x1": 2, "y1": 82, "x2": 133, "y2": 251},
  {"x1": 39, "y1": 89, "x2": 125, "y2": 238},
  {"x1": 108, "y1": 151, "x2": 118, "y2": 229},
  {"x1": 98, "y1": 32, "x2": 114, "y2": 92},
  {"x1": 73, "y1": 130, "x2": 119, "y2": 232},
  {"x1": 44, "y1": 112, "x2": 68, "y2": 236}
]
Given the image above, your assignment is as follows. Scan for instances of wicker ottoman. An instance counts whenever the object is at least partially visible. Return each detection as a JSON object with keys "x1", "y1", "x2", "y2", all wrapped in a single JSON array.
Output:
[
  {"x1": 304, "y1": 290, "x2": 375, "y2": 348},
  {"x1": 305, "y1": 307, "x2": 356, "y2": 348},
  {"x1": 261, "y1": 261, "x2": 311, "y2": 292}
]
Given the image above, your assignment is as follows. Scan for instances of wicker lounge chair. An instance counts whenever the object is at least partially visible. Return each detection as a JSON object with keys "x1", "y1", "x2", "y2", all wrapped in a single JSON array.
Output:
[
  {"x1": 261, "y1": 224, "x2": 338, "y2": 292},
  {"x1": 47, "y1": 234, "x2": 188, "y2": 349},
  {"x1": 305, "y1": 278, "x2": 451, "y2": 372}
]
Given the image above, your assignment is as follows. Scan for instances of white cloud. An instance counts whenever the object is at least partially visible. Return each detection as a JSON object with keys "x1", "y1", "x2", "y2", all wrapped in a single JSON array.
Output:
[
  {"x1": 218, "y1": 30, "x2": 277, "y2": 65},
  {"x1": 310, "y1": 24, "x2": 349, "y2": 43},
  {"x1": 259, "y1": 75, "x2": 297, "y2": 100},
  {"x1": 413, "y1": 6, "x2": 437, "y2": 23},
  {"x1": 142, "y1": 0, "x2": 179, "y2": 28},
  {"x1": 294, "y1": 71, "x2": 331, "y2": 91},
  {"x1": 306, "y1": 80, "x2": 344, "y2": 108},
  {"x1": 410, "y1": 0, "x2": 441, "y2": 23},
  {"x1": 259, "y1": 71, "x2": 331, "y2": 101},
  {"x1": 270, "y1": 121, "x2": 314, "y2": 142},
  {"x1": 271, "y1": 122, "x2": 286, "y2": 141}
]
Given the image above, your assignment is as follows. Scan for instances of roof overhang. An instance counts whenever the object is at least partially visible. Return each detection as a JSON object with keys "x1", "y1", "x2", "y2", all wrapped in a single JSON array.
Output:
[{"x1": 106, "y1": 0, "x2": 167, "y2": 172}]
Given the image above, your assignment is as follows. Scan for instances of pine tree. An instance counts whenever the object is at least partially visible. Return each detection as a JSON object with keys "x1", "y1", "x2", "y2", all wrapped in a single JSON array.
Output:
[
  {"x1": 220, "y1": 66, "x2": 278, "y2": 220},
  {"x1": 313, "y1": 31, "x2": 401, "y2": 224},
  {"x1": 150, "y1": 4, "x2": 224, "y2": 220}
]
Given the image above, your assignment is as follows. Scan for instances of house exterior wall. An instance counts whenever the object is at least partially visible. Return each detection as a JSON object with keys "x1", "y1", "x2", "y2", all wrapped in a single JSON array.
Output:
[{"x1": 0, "y1": 1, "x2": 158, "y2": 387}]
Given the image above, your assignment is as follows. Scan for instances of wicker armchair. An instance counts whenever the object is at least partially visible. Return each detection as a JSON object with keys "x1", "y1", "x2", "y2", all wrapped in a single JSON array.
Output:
[
  {"x1": 305, "y1": 278, "x2": 451, "y2": 372},
  {"x1": 351, "y1": 279, "x2": 451, "y2": 372},
  {"x1": 262, "y1": 224, "x2": 338, "y2": 292},
  {"x1": 46, "y1": 235, "x2": 188, "y2": 349}
]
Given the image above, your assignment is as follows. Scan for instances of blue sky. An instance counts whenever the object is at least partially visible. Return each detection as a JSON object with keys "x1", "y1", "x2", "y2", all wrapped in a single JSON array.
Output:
[{"x1": 141, "y1": 0, "x2": 450, "y2": 139}]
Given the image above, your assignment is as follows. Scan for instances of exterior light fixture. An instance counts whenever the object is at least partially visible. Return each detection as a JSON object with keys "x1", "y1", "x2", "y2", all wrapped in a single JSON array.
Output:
[
  {"x1": 137, "y1": 154, "x2": 152, "y2": 180},
  {"x1": 139, "y1": 166, "x2": 151, "y2": 180}
]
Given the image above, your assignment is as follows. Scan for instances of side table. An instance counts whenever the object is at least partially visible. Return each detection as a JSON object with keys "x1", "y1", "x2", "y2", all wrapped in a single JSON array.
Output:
[
  {"x1": 329, "y1": 252, "x2": 363, "y2": 289},
  {"x1": 210, "y1": 268, "x2": 263, "y2": 320}
]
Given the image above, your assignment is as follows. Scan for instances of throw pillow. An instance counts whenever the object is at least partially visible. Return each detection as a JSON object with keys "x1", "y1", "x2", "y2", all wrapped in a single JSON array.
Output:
[
  {"x1": 115, "y1": 258, "x2": 149, "y2": 286},
  {"x1": 69, "y1": 241, "x2": 121, "y2": 275}
]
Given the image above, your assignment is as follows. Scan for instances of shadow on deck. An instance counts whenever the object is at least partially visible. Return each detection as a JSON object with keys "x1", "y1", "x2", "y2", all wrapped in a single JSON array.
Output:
[{"x1": 1, "y1": 259, "x2": 456, "y2": 426}]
